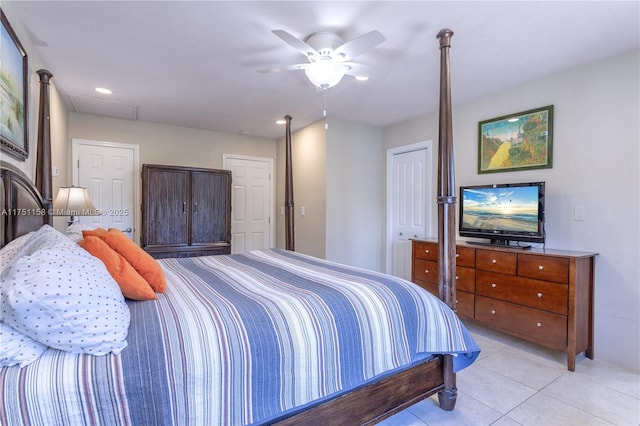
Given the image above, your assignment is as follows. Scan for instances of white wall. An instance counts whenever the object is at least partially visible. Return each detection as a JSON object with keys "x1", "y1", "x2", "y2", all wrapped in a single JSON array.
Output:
[
  {"x1": 276, "y1": 118, "x2": 384, "y2": 271},
  {"x1": 69, "y1": 113, "x2": 276, "y2": 170},
  {"x1": 276, "y1": 120, "x2": 327, "y2": 258},
  {"x1": 326, "y1": 119, "x2": 383, "y2": 271},
  {"x1": 383, "y1": 50, "x2": 640, "y2": 371}
]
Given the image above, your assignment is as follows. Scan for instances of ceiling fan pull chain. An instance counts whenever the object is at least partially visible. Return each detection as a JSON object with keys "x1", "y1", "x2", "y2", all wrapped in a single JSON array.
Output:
[{"x1": 323, "y1": 89, "x2": 329, "y2": 130}]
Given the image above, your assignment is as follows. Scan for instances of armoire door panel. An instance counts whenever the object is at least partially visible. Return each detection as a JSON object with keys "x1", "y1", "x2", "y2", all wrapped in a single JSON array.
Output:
[
  {"x1": 144, "y1": 168, "x2": 189, "y2": 246},
  {"x1": 191, "y1": 171, "x2": 230, "y2": 245}
]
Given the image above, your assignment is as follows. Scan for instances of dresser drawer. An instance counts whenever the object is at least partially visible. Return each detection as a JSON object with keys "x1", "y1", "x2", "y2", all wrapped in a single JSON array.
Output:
[
  {"x1": 414, "y1": 279, "x2": 438, "y2": 296},
  {"x1": 413, "y1": 259, "x2": 438, "y2": 284},
  {"x1": 455, "y1": 290, "x2": 475, "y2": 319},
  {"x1": 412, "y1": 281, "x2": 473, "y2": 319},
  {"x1": 475, "y1": 296, "x2": 567, "y2": 350},
  {"x1": 476, "y1": 270, "x2": 568, "y2": 314},
  {"x1": 476, "y1": 249, "x2": 517, "y2": 274},
  {"x1": 455, "y1": 246, "x2": 475, "y2": 268},
  {"x1": 455, "y1": 266, "x2": 475, "y2": 292},
  {"x1": 413, "y1": 241, "x2": 438, "y2": 261},
  {"x1": 517, "y1": 254, "x2": 569, "y2": 284}
]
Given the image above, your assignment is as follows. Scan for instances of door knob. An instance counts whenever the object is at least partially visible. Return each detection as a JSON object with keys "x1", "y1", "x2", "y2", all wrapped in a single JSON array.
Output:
[{"x1": 121, "y1": 228, "x2": 133, "y2": 233}]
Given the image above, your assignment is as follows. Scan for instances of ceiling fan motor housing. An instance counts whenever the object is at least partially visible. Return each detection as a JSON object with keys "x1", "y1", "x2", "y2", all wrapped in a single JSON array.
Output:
[{"x1": 305, "y1": 31, "x2": 344, "y2": 60}]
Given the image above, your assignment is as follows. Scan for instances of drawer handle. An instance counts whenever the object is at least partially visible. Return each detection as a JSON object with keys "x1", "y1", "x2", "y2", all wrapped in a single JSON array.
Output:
[
  {"x1": 538, "y1": 265, "x2": 544, "y2": 270},
  {"x1": 491, "y1": 309, "x2": 496, "y2": 315},
  {"x1": 491, "y1": 283, "x2": 497, "y2": 288},
  {"x1": 491, "y1": 259, "x2": 497, "y2": 264},
  {"x1": 536, "y1": 322, "x2": 542, "y2": 327},
  {"x1": 455, "y1": 276, "x2": 459, "y2": 280},
  {"x1": 455, "y1": 253, "x2": 460, "y2": 258},
  {"x1": 425, "y1": 249, "x2": 430, "y2": 254},
  {"x1": 537, "y1": 292, "x2": 543, "y2": 298}
]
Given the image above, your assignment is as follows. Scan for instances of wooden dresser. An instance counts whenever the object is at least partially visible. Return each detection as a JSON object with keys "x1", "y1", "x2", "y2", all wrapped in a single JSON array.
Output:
[
  {"x1": 411, "y1": 239, "x2": 597, "y2": 371},
  {"x1": 141, "y1": 164, "x2": 231, "y2": 258}
]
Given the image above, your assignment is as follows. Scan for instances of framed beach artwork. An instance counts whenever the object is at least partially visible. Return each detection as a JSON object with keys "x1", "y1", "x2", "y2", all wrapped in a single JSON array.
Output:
[
  {"x1": 1, "y1": 10, "x2": 29, "y2": 161},
  {"x1": 478, "y1": 105, "x2": 553, "y2": 174}
]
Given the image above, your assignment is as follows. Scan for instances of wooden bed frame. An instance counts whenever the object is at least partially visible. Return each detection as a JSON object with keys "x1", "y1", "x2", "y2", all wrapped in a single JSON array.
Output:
[{"x1": 1, "y1": 29, "x2": 458, "y2": 425}]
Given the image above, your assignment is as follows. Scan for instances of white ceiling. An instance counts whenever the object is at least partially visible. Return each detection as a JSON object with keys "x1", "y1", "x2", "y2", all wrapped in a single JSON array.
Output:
[{"x1": 8, "y1": 1, "x2": 640, "y2": 140}]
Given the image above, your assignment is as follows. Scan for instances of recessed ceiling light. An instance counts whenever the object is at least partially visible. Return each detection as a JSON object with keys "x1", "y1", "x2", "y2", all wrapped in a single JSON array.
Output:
[
  {"x1": 95, "y1": 87, "x2": 112, "y2": 95},
  {"x1": 275, "y1": 119, "x2": 287, "y2": 125},
  {"x1": 355, "y1": 75, "x2": 369, "y2": 81}
]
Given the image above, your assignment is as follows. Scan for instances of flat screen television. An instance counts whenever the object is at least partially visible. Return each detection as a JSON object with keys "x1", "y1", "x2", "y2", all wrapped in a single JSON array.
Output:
[{"x1": 459, "y1": 181, "x2": 545, "y2": 247}]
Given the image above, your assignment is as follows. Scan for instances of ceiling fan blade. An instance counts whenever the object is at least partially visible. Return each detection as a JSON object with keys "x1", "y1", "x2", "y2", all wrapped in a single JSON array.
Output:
[
  {"x1": 333, "y1": 30, "x2": 386, "y2": 61},
  {"x1": 258, "y1": 63, "x2": 309, "y2": 74},
  {"x1": 343, "y1": 62, "x2": 383, "y2": 80},
  {"x1": 272, "y1": 30, "x2": 318, "y2": 58}
]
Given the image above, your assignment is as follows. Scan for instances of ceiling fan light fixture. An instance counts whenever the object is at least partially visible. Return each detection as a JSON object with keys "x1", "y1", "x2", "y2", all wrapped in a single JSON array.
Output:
[{"x1": 304, "y1": 61, "x2": 346, "y2": 89}]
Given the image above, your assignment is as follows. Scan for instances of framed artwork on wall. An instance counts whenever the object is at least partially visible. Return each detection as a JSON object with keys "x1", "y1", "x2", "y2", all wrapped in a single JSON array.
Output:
[
  {"x1": 1, "y1": 9, "x2": 29, "y2": 161},
  {"x1": 478, "y1": 105, "x2": 553, "y2": 174}
]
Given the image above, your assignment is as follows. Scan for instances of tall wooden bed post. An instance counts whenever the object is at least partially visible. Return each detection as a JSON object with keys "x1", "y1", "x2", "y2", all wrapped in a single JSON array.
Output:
[
  {"x1": 284, "y1": 115, "x2": 295, "y2": 251},
  {"x1": 36, "y1": 69, "x2": 53, "y2": 225},
  {"x1": 436, "y1": 28, "x2": 458, "y2": 411}
]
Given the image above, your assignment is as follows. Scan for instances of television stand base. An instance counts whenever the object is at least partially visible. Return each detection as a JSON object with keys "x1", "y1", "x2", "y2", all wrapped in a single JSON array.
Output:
[{"x1": 465, "y1": 240, "x2": 532, "y2": 250}]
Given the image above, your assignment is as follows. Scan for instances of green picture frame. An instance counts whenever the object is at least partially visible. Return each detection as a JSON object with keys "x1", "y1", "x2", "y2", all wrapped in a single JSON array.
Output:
[
  {"x1": 478, "y1": 105, "x2": 553, "y2": 174},
  {"x1": 1, "y1": 9, "x2": 29, "y2": 161}
]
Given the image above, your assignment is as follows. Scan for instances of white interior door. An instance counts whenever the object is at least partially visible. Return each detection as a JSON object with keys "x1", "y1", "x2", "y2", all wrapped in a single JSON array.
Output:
[
  {"x1": 390, "y1": 148, "x2": 429, "y2": 280},
  {"x1": 73, "y1": 140, "x2": 139, "y2": 240},
  {"x1": 223, "y1": 155, "x2": 273, "y2": 253}
]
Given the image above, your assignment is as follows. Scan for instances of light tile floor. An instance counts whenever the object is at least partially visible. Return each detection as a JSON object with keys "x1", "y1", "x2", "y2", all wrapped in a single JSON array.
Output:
[{"x1": 380, "y1": 322, "x2": 640, "y2": 426}]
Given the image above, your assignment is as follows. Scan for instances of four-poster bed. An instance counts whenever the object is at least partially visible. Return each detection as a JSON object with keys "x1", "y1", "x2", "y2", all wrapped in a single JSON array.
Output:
[{"x1": 0, "y1": 29, "x2": 476, "y2": 425}]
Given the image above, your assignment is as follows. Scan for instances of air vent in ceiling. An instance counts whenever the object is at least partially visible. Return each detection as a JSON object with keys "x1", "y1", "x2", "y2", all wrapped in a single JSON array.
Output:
[{"x1": 69, "y1": 95, "x2": 138, "y2": 120}]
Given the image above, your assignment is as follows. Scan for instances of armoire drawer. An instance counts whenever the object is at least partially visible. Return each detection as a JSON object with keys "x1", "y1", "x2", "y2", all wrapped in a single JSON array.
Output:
[
  {"x1": 517, "y1": 254, "x2": 569, "y2": 284},
  {"x1": 476, "y1": 249, "x2": 517, "y2": 274},
  {"x1": 475, "y1": 296, "x2": 567, "y2": 350},
  {"x1": 476, "y1": 270, "x2": 568, "y2": 314}
]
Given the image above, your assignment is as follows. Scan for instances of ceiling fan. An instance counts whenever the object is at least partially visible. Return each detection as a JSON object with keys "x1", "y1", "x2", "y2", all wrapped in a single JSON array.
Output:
[{"x1": 260, "y1": 29, "x2": 386, "y2": 89}]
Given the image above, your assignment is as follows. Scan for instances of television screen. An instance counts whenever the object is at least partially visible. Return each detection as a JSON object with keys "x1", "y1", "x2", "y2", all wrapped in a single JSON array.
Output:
[{"x1": 459, "y1": 182, "x2": 545, "y2": 245}]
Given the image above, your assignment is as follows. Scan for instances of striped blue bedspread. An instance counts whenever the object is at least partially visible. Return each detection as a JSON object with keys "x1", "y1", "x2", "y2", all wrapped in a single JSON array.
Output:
[{"x1": 0, "y1": 249, "x2": 479, "y2": 425}]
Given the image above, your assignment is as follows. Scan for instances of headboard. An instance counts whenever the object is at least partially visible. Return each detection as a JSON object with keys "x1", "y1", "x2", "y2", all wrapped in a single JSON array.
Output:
[{"x1": 0, "y1": 161, "x2": 49, "y2": 248}]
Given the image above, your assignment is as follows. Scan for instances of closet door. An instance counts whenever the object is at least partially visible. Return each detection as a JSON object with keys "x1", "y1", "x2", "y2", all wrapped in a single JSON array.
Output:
[
  {"x1": 144, "y1": 167, "x2": 190, "y2": 247},
  {"x1": 191, "y1": 171, "x2": 231, "y2": 246}
]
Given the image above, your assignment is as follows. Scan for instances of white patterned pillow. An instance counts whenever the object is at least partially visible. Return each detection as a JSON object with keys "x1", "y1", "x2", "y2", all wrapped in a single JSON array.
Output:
[
  {"x1": 0, "y1": 231, "x2": 35, "y2": 267},
  {"x1": 1, "y1": 225, "x2": 130, "y2": 355},
  {"x1": 0, "y1": 322, "x2": 48, "y2": 367}
]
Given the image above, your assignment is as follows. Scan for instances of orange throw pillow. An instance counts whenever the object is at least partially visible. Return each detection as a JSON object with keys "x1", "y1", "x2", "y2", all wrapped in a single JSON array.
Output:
[
  {"x1": 82, "y1": 228, "x2": 107, "y2": 237},
  {"x1": 98, "y1": 228, "x2": 167, "y2": 293},
  {"x1": 79, "y1": 236, "x2": 156, "y2": 301}
]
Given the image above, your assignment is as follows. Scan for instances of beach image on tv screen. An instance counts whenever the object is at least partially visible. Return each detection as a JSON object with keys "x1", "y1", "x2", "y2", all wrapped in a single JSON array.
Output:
[{"x1": 462, "y1": 186, "x2": 539, "y2": 233}]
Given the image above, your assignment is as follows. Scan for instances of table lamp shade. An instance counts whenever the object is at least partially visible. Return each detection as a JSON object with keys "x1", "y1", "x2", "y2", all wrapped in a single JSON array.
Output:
[{"x1": 53, "y1": 186, "x2": 98, "y2": 223}]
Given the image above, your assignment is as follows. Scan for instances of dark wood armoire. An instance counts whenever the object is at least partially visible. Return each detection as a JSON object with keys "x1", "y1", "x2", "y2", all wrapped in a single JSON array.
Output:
[{"x1": 141, "y1": 164, "x2": 231, "y2": 258}]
